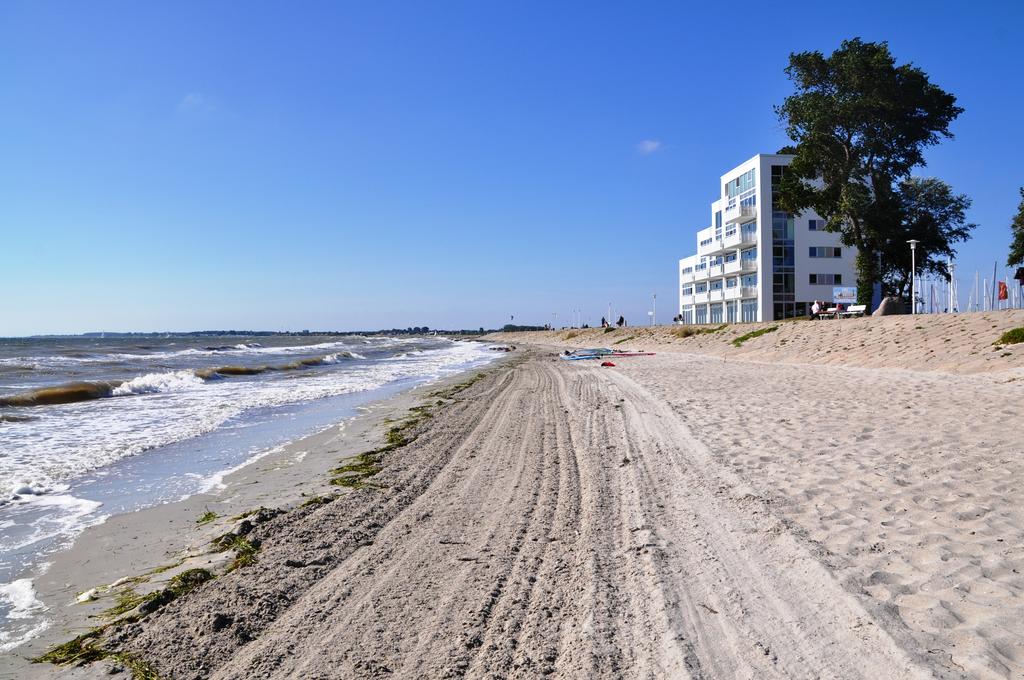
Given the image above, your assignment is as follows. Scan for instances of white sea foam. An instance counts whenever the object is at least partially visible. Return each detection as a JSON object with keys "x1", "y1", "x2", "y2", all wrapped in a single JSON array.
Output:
[
  {"x1": 0, "y1": 578, "x2": 49, "y2": 652},
  {"x1": 111, "y1": 369, "x2": 205, "y2": 396},
  {"x1": 198, "y1": 444, "x2": 285, "y2": 493},
  {"x1": 1, "y1": 340, "x2": 495, "y2": 504},
  {"x1": 0, "y1": 494, "x2": 104, "y2": 552}
]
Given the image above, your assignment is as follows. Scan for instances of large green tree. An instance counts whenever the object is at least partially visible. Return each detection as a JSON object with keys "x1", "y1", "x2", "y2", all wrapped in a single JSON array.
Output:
[
  {"x1": 1009, "y1": 188, "x2": 1024, "y2": 267},
  {"x1": 775, "y1": 38, "x2": 963, "y2": 305},
  {"x1": 878, "y1": 177, "x2": 975, "y2": 298}
]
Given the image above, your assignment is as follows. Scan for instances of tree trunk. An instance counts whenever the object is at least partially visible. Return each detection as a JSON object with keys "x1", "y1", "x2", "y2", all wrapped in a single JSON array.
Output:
[{"x1": 854, "y1": 250, "x2": 877, "y2": 306}]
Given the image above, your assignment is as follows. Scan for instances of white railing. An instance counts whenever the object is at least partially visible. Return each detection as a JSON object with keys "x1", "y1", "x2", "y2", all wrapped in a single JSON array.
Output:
[
  {"x1": 725, "y1": 204, "x2": 757, "y2": 224},
  {"x1": 741, "y1": 286, "x2": 758, "y2": 299}
]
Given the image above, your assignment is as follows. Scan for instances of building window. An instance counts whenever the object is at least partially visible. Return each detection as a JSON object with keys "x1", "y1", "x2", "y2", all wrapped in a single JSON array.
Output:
[
  {"x1": 741, "y1": 247, "x2": 757, "y2": 261},
  {"x1": 725, "y1": 252, "x2": 737, "y2": 263},
  {"x1": 726, "y1": 168, "x2": 757, "y2": 198},
  {"x1": 726, "y1": 277, "x2": 738, "y2": 288},
  {"x1": 710, "y1": 303, "x2": 724, "y2": 324},
  {"x1": 681, "y1": 266, "x2": 692, "y2": 274},
  {"x1": 808, "y1": 219, "x2": 825, "y2": 231},
  {"x1": 700, "y1": 238, "x2": 713, "y2": 247},
  {"x1": 715, "y1": 211, "x2": 722, "y2": 229},
  {"x1": 710, "y1": 280, "x2": 723, "y2": 291},
  {"x1": 809, "y1": 273, "x2": 842, "y2": 285},
  {"x1": 809, "y1": 246, "x2": 842, "y2": 258},
  {"x1": 726, "y1": 301, "x2": 738, "y2": 323},
  {"x1": 681, "y1": 309, "x2": 693, "y2": 324},
  {"x1": 695, "y1": 282, "x2": 707, "y2": 293},
  {"x1": 695, "y1": 307, "x2": 708, "y2": 324},
  {"x1": 741, "y1": 300, "x2": 758, "y2": 322},
  {"x1": 741, "y1": 274, "x2": 757, "y2": 288},
  {"x1": 682, "y1": 286, "x2": 693, "y2": 295}
]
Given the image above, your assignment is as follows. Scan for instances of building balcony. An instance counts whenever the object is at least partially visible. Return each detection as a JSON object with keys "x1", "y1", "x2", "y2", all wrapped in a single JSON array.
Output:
[
  {"x1": 724, "y1": 203, "x2": 756, "y2": 225},
  {"x1": 741, "y1": 286, "x2": 758, "y2": 299},
  {"x1": 692, "y1": 291, "x2": 710, "y2": 304},
  {"x1": 723, "y1": 286, "x2": 742, "y2": 301},
  {"x1": 680, "y1": 270, "x2": 696, "y2": 283},
  {"x1": 739, "y1": 258, "x2": 758, "y2": 272},
  {"x1": 680, "y1": 294, "x2": 694, "y2": 306},
  {"x1": 696, "y1": 239, "x2": 720, "y2": 257},
  {"x1": 703, "y1": 230, "x2": 757, "y2": 257}
]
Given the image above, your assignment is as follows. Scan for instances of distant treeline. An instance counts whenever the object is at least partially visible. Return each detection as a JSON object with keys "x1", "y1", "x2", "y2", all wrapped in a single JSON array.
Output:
[{"x1": 48, "y1": 325, "x2": 547, "y2": 339}]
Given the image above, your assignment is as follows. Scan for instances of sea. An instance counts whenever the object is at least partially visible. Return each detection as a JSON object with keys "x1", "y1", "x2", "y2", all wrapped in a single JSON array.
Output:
[{"x1": 0, "y1": 333, "x2": 497, "y2": 651}]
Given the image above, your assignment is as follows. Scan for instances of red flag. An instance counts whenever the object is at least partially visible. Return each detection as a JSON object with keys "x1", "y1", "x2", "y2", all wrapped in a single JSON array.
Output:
[{"x1": 998, "y1": 281, "x2": 1009, "y2": 301}]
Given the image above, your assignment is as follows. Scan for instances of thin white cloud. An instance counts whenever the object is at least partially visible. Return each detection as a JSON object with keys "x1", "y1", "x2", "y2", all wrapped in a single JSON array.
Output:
[
  {"x1": 636, "y1": 139, "x2": 662, "y2": 155},
  {"x1": 177, "y1": 92, "x2": 216, "y2": 115}
]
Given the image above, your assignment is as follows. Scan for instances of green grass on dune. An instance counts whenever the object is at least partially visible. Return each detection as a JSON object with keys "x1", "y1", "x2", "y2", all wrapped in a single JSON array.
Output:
[
  {"x1": 996, "y1": 327, "x2": 1024, "y2": 345},
  {"x1": 731, "y1": 326, "x2": 779, "y2": 347}
]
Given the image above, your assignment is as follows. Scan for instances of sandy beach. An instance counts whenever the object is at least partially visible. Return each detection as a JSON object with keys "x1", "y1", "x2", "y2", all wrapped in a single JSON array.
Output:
[{"x1": 7, "y1": 312, "x2": 1024, "y2": 679}]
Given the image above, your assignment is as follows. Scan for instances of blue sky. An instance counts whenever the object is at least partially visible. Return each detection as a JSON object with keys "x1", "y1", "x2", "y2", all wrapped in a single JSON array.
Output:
[{"x1": 2, "y1": 1, "x2": 1022, "y2": 334}]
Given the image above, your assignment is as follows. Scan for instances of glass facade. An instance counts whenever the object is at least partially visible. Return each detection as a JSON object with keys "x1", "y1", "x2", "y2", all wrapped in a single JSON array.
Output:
[
  {"x1": 695, "y1": 307, "x2": 708, "y2": 324},
  {"x1": 726, "y1": 301, "x2": 738, "y2": 323},
  {"x1": 771, "y1": 165, "x2": 799, "y2": 320},
  {"x1": 741, "y1": 300, "x2": 758, "y2": 322},
  {"x1": 726, "y1": 168, "x2": 756, "y2": 198}
]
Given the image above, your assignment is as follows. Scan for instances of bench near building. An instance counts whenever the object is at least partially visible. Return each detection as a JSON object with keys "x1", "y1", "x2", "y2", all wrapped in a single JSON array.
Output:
[{"x1": 678, "y1": 153, "x2": 858, "y2": 324}]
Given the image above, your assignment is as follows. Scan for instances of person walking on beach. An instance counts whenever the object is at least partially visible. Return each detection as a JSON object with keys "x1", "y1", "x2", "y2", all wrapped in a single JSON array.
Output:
[
  {"x1": 601, "y1": 317, "x2": 608, "y2": 328},
  {"x1": 811, "y1": 300, "x2": 821, "y2": 320},
  {"x1": 616, "y1": 315, "x2": 625, "y2": 328}
]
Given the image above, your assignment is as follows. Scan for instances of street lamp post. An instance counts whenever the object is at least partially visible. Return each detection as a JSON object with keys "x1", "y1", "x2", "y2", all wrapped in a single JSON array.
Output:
[
  {"x1": 907, "y1": 240, "x2": 920, "y2": 314},
  {"x1": 652, "y1": 294, "x2": 657, "y2": 326}
]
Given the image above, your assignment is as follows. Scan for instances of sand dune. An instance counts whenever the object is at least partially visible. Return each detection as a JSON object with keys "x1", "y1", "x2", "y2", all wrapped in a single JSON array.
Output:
[{"x1": 488, "y1": 310, "x2": 1024, "y2": 375}]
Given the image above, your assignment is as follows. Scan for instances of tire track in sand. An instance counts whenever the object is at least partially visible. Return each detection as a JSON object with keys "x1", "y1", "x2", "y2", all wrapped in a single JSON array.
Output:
[{"x1": 177, "y1": 355, "x2": 934, "y2": 679}]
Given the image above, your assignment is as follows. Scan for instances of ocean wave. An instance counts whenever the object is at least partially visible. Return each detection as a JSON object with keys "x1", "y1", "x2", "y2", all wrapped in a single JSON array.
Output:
[
  {"x1": 0, "y1": 382, "x2": 117, "y2": 408},
  {"x1": 0, "y1": 353, "x2": 360, "y2": 408},
  {"x1": 0, "y1": 340, "x2": 363, "y2": 368},
  {"x1": 111, "y1": 370, "x2": 205, "y2": 397}
]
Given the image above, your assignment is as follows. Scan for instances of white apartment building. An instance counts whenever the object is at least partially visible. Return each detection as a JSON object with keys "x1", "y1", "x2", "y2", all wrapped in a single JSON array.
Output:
[{"x1": 678, "y1": 153, "x2": 858, "y2": 324}]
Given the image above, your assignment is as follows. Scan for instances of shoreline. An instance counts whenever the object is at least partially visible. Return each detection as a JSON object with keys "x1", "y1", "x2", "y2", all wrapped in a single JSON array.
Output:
[{"x1": 0, "y1": 357, "x2": 509, "y2": 677}]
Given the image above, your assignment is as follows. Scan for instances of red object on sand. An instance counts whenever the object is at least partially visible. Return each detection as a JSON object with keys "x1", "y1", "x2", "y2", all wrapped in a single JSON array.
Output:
[{"x1": 601, "y1": 361, "x2": 615, "y2": 367}]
